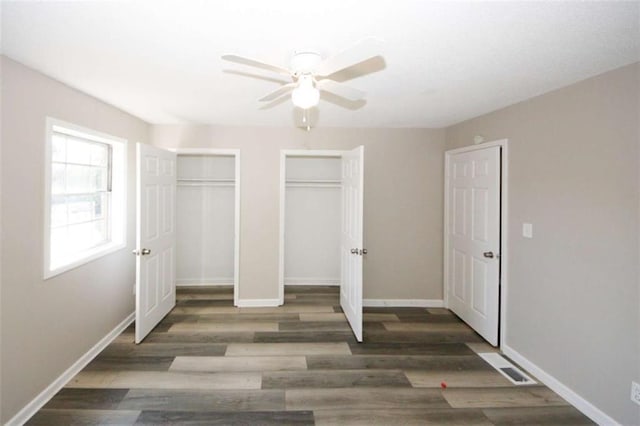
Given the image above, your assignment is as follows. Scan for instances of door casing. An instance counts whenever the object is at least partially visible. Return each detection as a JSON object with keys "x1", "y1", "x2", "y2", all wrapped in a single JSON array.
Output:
[{"x1": 444, "y1": 139, "x2": 509, "y2": 347}]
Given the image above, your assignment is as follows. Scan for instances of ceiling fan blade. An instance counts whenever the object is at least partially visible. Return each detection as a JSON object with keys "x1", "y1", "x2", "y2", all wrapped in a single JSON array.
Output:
[
  {"x1": 259, "y1": 94, "x2": 291, "y2": 110},
  {"x1": 223, "y1": 70, "x2": 290, "y2": 85},
  {"x1": 259, "y1": 83, "x2": 297, "y2": 102},
  {"x1": 316, "y1": 79, "x2": 365, "y2": 101},
  {"x1": 221, "y1": 54, "x2": 291, "y2": 77},
  {"x1": 317, "y1": 37, "x2": 384, "y2": 77}
]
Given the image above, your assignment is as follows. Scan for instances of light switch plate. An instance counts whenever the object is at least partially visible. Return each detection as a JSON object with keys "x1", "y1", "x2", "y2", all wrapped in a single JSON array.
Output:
[{"x1": 522, "y1": 223, "x2": 533, "y2": 238}]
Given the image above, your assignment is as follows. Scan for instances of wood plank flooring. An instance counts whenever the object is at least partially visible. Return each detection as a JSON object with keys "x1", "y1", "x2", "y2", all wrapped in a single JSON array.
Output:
[{"x1": 27, "y1": 286, "x2": 594, "y2": 425}]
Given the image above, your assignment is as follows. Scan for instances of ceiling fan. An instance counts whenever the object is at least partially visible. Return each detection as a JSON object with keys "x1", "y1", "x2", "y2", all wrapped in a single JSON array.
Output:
[{"x1": 221, "y1": 38, "x2": 383, "y2": 110}]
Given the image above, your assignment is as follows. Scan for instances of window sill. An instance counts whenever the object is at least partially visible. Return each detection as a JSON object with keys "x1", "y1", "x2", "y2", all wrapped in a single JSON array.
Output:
[{"x1": 44, "y1": 241, "x2": 126, "y2": 280}]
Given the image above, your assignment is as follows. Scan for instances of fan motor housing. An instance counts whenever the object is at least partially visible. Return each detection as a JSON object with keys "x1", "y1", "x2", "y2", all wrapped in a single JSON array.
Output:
[{"x1": 291, "y1": 51, "x2": 322, "y2": 76}]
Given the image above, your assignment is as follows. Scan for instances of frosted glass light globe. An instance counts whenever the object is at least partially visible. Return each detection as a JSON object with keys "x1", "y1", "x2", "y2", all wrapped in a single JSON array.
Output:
[{"x1": 291, "y1": 75, "x2": 320, "y2": 109}]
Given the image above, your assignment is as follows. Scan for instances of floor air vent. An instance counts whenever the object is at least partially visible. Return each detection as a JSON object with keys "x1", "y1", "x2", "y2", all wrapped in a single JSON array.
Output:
[{"x1": 478, "y1": 352, "x2": 536, "y2": 385}]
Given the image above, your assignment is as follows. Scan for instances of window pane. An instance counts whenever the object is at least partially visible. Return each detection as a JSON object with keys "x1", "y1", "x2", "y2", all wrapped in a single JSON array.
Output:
[
  {"x1": 50, "y1": 197, "x2": 68, "y2": 228},
  {"x1": 66, "y1": 164, "x2": 91, "y2": 193},
  {"x1": 95, "y1": 192, "x2": 110, "y2": 220},
  {"x1": 65, "y1": 193, "x2": 107, "y2": 224},
  {"x1": 51, "y1": 164, "x2": 66, "y2": 194},
  {"x1": 67, "y1": 195, "x2": 96, "y2": 224},
  {"x1": 66, "y1": 137, "x2": 93, "y2": 165},
  {"x1": 52, "y1": 134, "x2": 66, "y2": 162},
  {"x1": 67, "y1": 219, "x2": 108, "y2": 252},
  {"x1": 90, "y1": 143, "x2": 109, "y2": 166},
  {"x1": 92, "y1": 219, "x2": 108, "y2": 245},
  {"x1": 90, "y1": 166, "x2": 109, "y2": 192},
  {"x1": 66, "y1": 164, "x2": 108, "y2": 193}
]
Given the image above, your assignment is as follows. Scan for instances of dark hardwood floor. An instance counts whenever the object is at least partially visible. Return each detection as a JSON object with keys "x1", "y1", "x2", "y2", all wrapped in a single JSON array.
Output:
[{"x1": 27, "y1": 286, "x2": 593, "y2": 425}]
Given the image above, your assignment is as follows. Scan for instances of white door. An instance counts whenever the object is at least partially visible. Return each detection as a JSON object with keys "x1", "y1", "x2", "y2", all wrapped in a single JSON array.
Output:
[
  {"x1": 341, "y1": 146, "x2": 364, "y2": 342},
  {"x1": 446, "y1": 145, "x2": 501, "y2": 346},
  {"x1": 135, "y1": 143, "x2": 177, "y2": 343}
]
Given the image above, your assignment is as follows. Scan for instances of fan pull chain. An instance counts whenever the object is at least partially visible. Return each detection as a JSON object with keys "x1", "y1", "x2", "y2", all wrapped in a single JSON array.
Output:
[{"x1": 303, "y1": 109, "x2": 311, "y2": 131}]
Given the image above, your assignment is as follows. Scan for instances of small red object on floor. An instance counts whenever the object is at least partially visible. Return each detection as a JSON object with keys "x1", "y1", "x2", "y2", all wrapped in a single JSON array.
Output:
[{"x1": 440, "y1": 381, "x2": 447, "y2": 389}]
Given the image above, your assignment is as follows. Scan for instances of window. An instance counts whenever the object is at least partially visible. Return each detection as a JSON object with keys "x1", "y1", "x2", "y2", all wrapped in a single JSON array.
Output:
[{"x1": 44, "y1": 118, "x2": 127, "y2": 278}]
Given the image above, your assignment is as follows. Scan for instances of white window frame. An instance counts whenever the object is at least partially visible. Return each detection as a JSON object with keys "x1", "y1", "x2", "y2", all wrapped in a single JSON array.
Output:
[{"x1": 44, "y1": 117, "x2": 127, "y2": 279}]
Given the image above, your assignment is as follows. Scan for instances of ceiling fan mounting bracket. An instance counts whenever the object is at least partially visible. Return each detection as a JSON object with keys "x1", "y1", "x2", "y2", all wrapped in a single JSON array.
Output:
[{"x1": 290, "y1": 51, "x2": 322, "y2": 76}]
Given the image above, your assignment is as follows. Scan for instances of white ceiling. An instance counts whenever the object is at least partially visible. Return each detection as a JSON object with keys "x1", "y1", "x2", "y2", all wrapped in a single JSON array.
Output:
[{"x1": 2, "y1": 1, "x2": 639, "y2": 128}]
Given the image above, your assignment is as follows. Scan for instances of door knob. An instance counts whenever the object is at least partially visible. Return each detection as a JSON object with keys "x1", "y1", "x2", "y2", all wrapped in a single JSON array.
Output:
[
  {"x1": 350, "y1": 248, "x2": 358, "y2": 254},
  {"x1": 483, "y1": 251, "x2": 494, "y2": 258},
  {"x1": 359, "y1": 249, "x2": 368, "y2": 255},
  {"x1": 133, "y1": 248, "x2": 152, "y2": 256}
]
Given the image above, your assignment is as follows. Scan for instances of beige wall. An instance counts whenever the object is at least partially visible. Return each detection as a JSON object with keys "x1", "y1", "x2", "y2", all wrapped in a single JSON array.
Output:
[
  {"x1": 150, "y1": 126, "x2": 446, "y2": 301},
  {"x1": 0, "y1": 57, "x2": 148, "y2": 422},
  {"x1": 0, "y1": 53, "x2": 4, "y2": 424},
  {"x1": 446, "y1": 63, "x2": 640, "y2": 425}
]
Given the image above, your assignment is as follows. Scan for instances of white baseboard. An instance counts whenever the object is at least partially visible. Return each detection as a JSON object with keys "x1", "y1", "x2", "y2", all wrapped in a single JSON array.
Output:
[
  {"x1": 363, "y1": 299, "x2": 444, "y2": 308},
  {"x1": 176, "y1": 278, "x2": 233, "y2": 286},
  {"x1": 284, "y1": 277, "x2": 339, "y2": 286},
  {"x1": 236, "y1": 298, "x2": 281, "y2": 307},
  {"x1": 6, "y1": 312, "x2": 135, "y2": 426},
  {"x1": 502, "y1": 344, "x2": 619, "y2": 426}
]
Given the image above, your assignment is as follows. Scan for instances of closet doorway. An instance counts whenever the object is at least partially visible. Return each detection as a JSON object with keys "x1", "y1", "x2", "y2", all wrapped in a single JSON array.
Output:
[
  {"x1": 278, "y1": 148, "x2": 365, "y2": 341},
  {"x1": 174, "y1": 149, "x2": 240, "y2": 306},
  {"x1": 281, "y1": 152, "x2": 342, "y2": 288}
]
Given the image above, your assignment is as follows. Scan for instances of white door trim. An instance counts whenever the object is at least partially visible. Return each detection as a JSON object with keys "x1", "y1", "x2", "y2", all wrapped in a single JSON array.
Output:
[
  {"x1": 444, "y1": 139, "x2": 509, "y2": 347},
  {"x1": 170, "y1": 148, "x2": 241, "y2": 306},
  {"x1": 278, "y1": 149, "x2": 345, "y2": 305}
]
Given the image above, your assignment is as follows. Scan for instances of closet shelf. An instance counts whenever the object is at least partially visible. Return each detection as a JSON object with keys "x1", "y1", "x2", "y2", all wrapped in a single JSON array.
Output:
[
  {"x1": 177, "y1": 178, "x2": 235, "y2": 182},
  {"x1": 178, "y1": 182, "x2": 234, "y2": 187},
  {"x1": 285, "y1": 179, "x2": 341, "y2": 184},
  {"x1": 285, "y1": 179, "x2": 341, "y2": 189},
  {"x1": 177, "y1": 178, "x2": 235, "y2": 187}
]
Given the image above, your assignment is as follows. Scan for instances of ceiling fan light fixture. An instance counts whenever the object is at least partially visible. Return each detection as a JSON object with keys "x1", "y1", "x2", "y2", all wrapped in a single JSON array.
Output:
[
  {"x1": 291, "y1": 75, "x2": 320, "y2": 109},
  {"x1": 222, "y1": 38, "x2": 380, "y2": 116}
]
